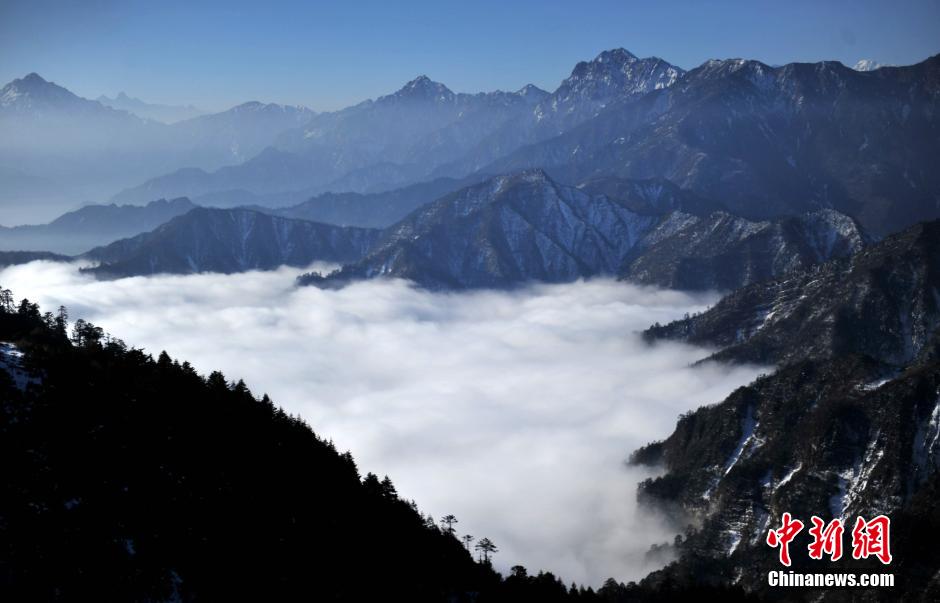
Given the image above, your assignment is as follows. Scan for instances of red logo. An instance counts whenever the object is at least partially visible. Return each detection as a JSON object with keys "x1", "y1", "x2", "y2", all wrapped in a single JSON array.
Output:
[
  {"x1": 808, "y1": 516, "x2": 844, "y2": 561},
  {"x1": 851, "y1": 515, "x2": 892, "y2": 565},
  {"x1": 766, "y1": 512, "x2": 804, "y2": 566},
  {"x1": 767, "y1": 513, "x2": 891, "y2": 566}
]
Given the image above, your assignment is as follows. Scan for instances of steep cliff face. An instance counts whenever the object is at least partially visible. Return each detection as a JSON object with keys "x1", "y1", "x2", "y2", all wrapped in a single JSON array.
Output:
[
  {"x1": 621, "y1": 209, "x2": 867, "y2": 291},
  {"x1": 632, "y1": 353, "x2": 940, "y2": 600},
  {"x1": 645, "y1": 219, "x2": 940, "y2": 366}
]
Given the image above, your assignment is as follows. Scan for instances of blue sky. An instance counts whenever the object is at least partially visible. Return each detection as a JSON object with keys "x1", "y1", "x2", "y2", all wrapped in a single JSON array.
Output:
[{"x1": 1, "y1": 0, "x2": 938, "y2": 112}]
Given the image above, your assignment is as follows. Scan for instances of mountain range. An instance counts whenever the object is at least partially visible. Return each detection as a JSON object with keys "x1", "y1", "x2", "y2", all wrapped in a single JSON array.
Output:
[
  {"x1": 3, "y1": 44, "x2": 940, "y2": 602},
  {"x1": 485, "y1": 54, "x2": 940, "y2": 237},
  {"x1": 631, "y1": 219, "x2": 940, "y2": 598},
  {"x1": 298, "y1": 170, "x2": 865, "y2": 291},
  {"x1": 96, "y1": 92, "x2": 205, "y2": 123},
  {"x1": 0, "y1": 169, "x2": 853, "y2": 291},
  {"x1": 109, "y1": 74, "x2": 556, "y2": 206},
  {"x1": 0, "y1": 168, "x2": 863, "y2": 292},
  {"x1": 83, "y1": 208, "x2": 380, "y2": 278},
  {"x1": 109, "y1": 49, "x2": 687, "y2": 207},
  {"x1": 0, "y1": 73, "x2": 313, "y2": 222},
  {"x1": 4, "y1": 50, "x2": 939, "y2": 241}
]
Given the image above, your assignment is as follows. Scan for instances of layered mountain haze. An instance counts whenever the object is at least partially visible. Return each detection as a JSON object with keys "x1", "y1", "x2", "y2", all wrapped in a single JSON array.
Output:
[
  {"x1": 0, "y1": 73, "x2": 165, "y2": 220},
  {"x1": 0, "y1": 73, "x2": 314, "y2": 222},
  {"x1": 5, "y1": 48, "x2": 939, "y2": 237},
  {"x1": 113, "y1": 76, "x2": 548, "y2": 206},
  {"x1": 0, "y1": 198, "x2": 197, "y2": 255},
  {"x1": 109, "y1": 49, "x2": 687, "y2": 208},
  {"x1": 96, "y1": 92, "x2": 205, "y2": 123}
]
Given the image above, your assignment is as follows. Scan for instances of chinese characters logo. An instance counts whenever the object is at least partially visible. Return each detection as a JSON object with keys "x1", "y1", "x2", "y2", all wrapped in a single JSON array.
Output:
[{"x1": 766, "y1": 514, "x2": 891, "y2": 566}]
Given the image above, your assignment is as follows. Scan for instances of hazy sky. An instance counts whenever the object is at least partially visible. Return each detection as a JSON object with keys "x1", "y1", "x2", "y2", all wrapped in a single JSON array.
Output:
[
  {"x1": 0, "y1": 261, "x2": 767, "y2": 585},
  {"x1": 2, "y1": 0, "x2": 938, "y2": 111}
]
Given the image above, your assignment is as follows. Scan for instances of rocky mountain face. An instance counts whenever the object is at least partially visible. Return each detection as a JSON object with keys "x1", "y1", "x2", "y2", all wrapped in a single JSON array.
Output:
[
  {"x1": 429, "y1": 49, "x2": 686, "y2": 179},
  {"x1": 540, "y1": 48, "x2": 683, "y2": 130},
  {"x1": 0, "y1": 198, "x2": 197, "y2": 255},
  {"x1": 52, "y1": 171, "x2": 864, "y2": 286},
  {"x1": 487, "y1": 54, "x2": 940, "y2": 237},
  {"x1": 645, "y1": 219, "x2": 940, "y2": 366},
  {"x1": 83, "y1": 208, "x2": 380, "y2": 277},
  {"x1": 853, "y1": 59, "x2": 889, "y2": 72},
  {"x1": 576, "y1": 177, "x2": 725, "y2": 217},
  {"x1": 621, "y1": 209, "x2": 868, "y2": 291},
  {"x1": 301, "y1": 170, "x2": 661, "y2": 289},
  {"x1": 627, "y1": 219, "x2": 940, "y2": 600},
  {"x1": 631, "y1": 352, "x2": 940, "y2": 601},
  {"x1": 298, "y1": 171, "x2": 863, "y2": 291}
]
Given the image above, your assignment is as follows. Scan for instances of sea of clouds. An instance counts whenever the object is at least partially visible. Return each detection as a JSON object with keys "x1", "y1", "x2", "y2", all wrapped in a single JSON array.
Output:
[{"x1": 0, "y1": 261, "x2": 766, "y2": 585}]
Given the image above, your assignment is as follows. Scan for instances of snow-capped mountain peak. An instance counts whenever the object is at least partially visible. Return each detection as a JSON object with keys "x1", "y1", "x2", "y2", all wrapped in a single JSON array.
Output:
[
  {"x1": 392, "y1": 75, "x2": 455, "y2": 103},
  {"x1": 0, "y1": 72, "x2": 83, "y2": 109},
  {"x1": 547, "y1": 47, "x2": 685, "y2": 116},
  {"x1": 516, "y1": 83, "x2": 550, "y2": 102},
  {"x1": 594, "y1": 47, "x2": 638, "y2": 64},
  {"x1": 853, "y1": 59, "x2": 889, "y2": 71}
]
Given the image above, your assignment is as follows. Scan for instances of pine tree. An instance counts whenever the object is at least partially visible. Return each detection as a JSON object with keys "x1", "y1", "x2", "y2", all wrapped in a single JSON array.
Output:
[
  {"x1": 54, "y1": 305, "x2": 69, "y2": 338},
  {"x1": 474, "y1": 537, "x2": 497, "y2": 563},
  {"x1": 379, "y1": 475, "x2": 398, "y2": 500},
  {"x1": 0, "y1": 288, "x2": 13, "y2": 312},
  {"x1": 440, "y1": 514, "x2": 458, "y2": 535}
]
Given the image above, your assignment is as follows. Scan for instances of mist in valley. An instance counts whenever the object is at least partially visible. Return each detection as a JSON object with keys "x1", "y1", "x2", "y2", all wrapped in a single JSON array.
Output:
[{"x1": 0, "y1": 260, "x2": 766, "y2": 584}]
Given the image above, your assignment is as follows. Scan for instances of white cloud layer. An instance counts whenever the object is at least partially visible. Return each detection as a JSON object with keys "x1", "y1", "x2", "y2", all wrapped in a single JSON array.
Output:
[{"x1": 0, "y1": 261, "x2": 766, "y2": 586}]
